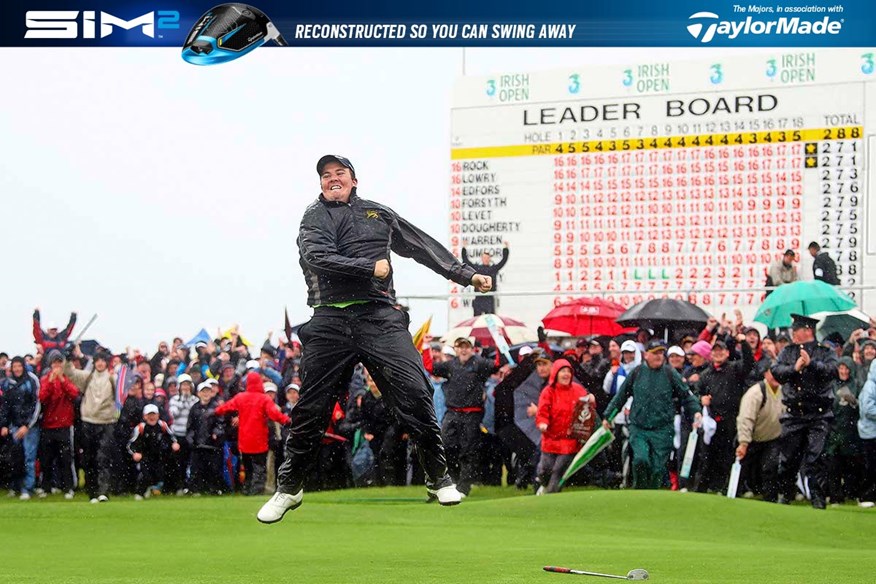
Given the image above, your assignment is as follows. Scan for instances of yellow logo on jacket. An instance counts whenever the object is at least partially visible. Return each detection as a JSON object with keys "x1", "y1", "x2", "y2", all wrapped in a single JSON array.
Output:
[{"x1": 365, "y1": 210, "x2": 380, "y2": 219}]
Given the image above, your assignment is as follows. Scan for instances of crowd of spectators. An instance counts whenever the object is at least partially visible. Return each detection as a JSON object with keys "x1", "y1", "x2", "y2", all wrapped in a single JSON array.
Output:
[{"x1": 2, "y1": 304, "x2": 875, "y2": 509}]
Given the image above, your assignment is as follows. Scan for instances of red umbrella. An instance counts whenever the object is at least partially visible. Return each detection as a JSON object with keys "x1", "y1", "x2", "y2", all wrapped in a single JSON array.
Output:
[{"x1": 542, "y1": 298, "x2": 635, "y2": 337}]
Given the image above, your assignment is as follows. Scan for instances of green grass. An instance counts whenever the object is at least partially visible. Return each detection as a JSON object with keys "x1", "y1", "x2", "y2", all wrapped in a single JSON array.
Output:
[{"x1": 2, "y1": 486, "x2": 874, "y2": 583}]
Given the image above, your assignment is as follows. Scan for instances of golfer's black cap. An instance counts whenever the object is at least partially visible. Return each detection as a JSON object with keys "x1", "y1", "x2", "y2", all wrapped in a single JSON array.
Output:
[
  {"x1": 712, "y1": 340, "x2": 729, "y2": 351},
  {"x1": 790, "y1": 313, "x2": 819, "y2": 330},
  {"x1": 317, "y1": 155, "x2": 355, "y2": 177},
  {"x1": 646, "y1": 340, "x2": 667, "y2": 353}
]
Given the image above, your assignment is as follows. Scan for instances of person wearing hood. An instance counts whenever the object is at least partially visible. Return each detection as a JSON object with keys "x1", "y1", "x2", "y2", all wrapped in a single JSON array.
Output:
[
  {"x1": 826, "y1": 357, "x2": 864, "y2": 505},
  {"x1": 534, "y1": 359, "x2": 593, "y2": 494},
  {"x1": 38, "y1": 350, "x2": 78, "y2": 499},
  {"x1": 0, "y1": 356, "x2": 42, "y2": 499},
  {"x1": 857, "y1": 360, "x2": 876, "y2": 507},
  {"x1": 213, "y1": 371, "x2": 290, "y2": 496},
  {"x1": 854, "y1": 338, "x2": 876, "y2": 390},
  {"x1": 65, "y1": 345, "x2": 118, "y2": 502},
  {"x1": 601, "y1": 339, "x2": 641, "y2": 487},
  {"x1": 603, "y1": 341, "x2": 703, "y2": 489}
]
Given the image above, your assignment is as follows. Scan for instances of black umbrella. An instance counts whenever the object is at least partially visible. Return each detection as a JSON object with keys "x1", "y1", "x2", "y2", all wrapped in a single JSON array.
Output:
[{"x1": 616, "y1": 299, "x2": 711, "y2": 342}]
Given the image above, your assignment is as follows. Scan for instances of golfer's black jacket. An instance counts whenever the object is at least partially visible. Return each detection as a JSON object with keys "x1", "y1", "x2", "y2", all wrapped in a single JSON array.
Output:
[
  {"x1": 298, "y1": 191, "x2": 476, "y2": 306},
  {"x1": 771, "y1": 340, "x2": 838, "y2": 418}
]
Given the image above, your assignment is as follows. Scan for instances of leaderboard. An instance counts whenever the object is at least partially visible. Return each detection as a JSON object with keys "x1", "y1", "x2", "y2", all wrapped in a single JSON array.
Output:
[{"x1": 448, "y1": 49, "x2": 875, "y2": 330}]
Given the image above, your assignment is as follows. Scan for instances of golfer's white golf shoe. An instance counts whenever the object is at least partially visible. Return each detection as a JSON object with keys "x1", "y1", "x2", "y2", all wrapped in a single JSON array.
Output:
[
  {"x1": 426, "y1": 484, "x2": 463, "y2": 506},
  {"x1": 257, "y1": 490, "x2": 303, "y2": 524}
]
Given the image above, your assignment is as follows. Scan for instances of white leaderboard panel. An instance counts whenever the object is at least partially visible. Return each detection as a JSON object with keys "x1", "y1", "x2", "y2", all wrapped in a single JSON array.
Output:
[{"x1": 448, "y1": 49, "x2": 876, "y2": 330}]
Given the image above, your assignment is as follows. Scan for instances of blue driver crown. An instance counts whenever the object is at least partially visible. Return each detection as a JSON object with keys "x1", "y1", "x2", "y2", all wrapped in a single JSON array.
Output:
[{"x1": 181, "y1": 3, "x2": 287, "y2": 65}]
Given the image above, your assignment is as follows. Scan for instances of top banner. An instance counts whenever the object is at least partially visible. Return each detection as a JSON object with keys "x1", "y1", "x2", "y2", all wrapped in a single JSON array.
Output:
[{"x1": 2, "y1": 0, "x2": 874, "y2": 47}]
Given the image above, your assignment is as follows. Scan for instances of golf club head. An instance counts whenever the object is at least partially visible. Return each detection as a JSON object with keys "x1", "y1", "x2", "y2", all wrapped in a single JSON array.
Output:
[
  {"x1": 626, "y1": 569, "x2": 649, "y2": 581},
  {"x1": 181, "y1": 3, "x2": 287, "y2": 66}
]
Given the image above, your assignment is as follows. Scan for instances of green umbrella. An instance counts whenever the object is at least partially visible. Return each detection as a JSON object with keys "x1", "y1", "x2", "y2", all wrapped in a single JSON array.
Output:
[
  {"x1": 753, "y1": 280, "x2": 856, "y2": 329},
  {"x1": 558, "y1": 426, "x2": 615, "y2": 488}
]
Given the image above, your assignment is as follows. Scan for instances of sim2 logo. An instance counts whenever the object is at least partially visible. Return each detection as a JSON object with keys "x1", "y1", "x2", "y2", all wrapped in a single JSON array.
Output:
[
  {"x1": 24, "y1": 9, "x2": 180, "y2": 39},
  {"x1": 686, "y1": 11, "x2": 842, "y2": 44}
]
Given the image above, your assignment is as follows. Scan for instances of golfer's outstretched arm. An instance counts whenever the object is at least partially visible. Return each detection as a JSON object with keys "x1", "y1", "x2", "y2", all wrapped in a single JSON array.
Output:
[{"x1": 390, "y1": 213, "x2": 476, "y2": 287}]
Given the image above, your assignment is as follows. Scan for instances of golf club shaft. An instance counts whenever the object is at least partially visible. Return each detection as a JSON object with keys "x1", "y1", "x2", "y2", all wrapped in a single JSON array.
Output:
[{"x1": 544, "y1": 567, "x2": 627, "y2": 579}]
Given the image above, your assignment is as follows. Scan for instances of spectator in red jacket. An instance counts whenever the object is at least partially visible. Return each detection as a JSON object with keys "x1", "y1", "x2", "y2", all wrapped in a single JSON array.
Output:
[
  {"x1": 38, "y1": 350, "x2": 79, "y2": 498},
  {"x1": 214, "y1": 372, "x2": 290, "y2": 495},
  {"x1": 535, "y1": 359, "x2": 593, "y2": 494},
  {"x1": 33, "y1": 308, "x2": 77, "y2": 372}
]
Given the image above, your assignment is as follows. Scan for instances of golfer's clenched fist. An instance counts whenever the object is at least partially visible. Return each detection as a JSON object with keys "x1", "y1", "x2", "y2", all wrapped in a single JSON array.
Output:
[{"x1": 472, "y1": 274, "x2": 492, "y2": 293}]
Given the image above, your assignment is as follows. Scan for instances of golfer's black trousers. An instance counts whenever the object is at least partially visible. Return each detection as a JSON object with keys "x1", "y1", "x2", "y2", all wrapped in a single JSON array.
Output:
[{"x1": 278, "y1": 303, "x2": 451, "y2": 495}]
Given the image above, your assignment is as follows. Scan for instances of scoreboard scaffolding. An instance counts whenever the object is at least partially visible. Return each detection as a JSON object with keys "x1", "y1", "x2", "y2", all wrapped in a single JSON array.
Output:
[{"x1": 448, "y1": 49, "x2": 876, "y2": 330}]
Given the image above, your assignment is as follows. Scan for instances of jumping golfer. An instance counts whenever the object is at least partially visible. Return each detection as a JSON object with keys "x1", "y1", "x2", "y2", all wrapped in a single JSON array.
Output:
[{"x1": 258, "y1": 155, "x2": 492, "y2": 523}]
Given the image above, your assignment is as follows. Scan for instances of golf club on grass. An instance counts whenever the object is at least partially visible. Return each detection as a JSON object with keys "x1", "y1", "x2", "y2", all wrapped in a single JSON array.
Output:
[{"x1": 544, "y1": 566, "x2": 649, "y2": 580}]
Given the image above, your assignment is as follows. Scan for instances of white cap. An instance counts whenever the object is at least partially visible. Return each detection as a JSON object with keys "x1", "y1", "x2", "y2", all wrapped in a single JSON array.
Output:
[
  {"x1": 518, "y1": 346, "x2": 534, "y2": 357},
  {"x1": 45, "y1": 321, "x2": 58, "y2": 330},
  {"x1": 246, "y1": 359, "x2": 260, "y2": 370},
  {"x1": 177, "y1": 373, "x2": 193, "y2": 385},
  {"x1": 143, "y1": 404, "x2": 159, "y2": 415},
  {"x1": 264, "y1": 382, "x2": 278, "y2": 394},
  {"x1": 441, "y1": 345, "x2": 456, "y2": 357},
  {"x1": 196, "y1": 381, "x2": 212, "y2": 393},
  {"x1": 667, "y1": 346, "x2": 686, "y2": 357},
  {"x1": 206, "y1": 378, "x2": 219, "y2": 386},
  {"x1": 620, "y1": 340, "x2": 637, "y2": 353},
  {"x1": 285, "y1": 383, "x2": 301, "y2": 392}
]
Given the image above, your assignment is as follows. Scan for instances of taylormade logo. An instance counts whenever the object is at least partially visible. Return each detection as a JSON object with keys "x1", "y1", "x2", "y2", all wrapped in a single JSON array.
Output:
[{"x1": 686, "y1": 11, "x2": 842, "y2": 43}]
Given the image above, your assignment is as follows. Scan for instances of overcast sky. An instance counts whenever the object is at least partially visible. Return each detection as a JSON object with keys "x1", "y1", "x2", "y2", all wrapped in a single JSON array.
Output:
[{"x1": 0, "y1": 46, "x2": 772, "y2": 356}]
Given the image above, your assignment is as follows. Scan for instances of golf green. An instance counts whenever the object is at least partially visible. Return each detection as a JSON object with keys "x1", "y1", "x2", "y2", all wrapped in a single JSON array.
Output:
[{"x1": 2, "y1": 487, "x2": 873, "y2": 583}]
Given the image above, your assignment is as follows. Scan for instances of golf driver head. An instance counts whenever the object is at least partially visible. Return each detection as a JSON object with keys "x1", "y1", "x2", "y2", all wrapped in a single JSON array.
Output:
[
  {"x1": 181, "y1": 3, "x2": 287, "y2": 65},
  {"x1": 626, "y1": 569, "x2": 649, "y2": 581}
]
